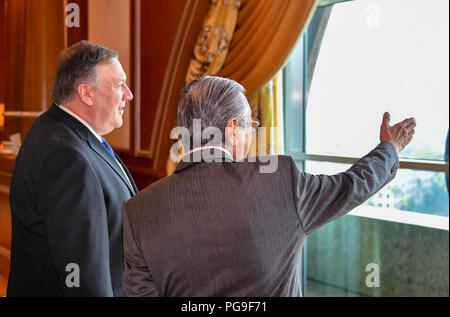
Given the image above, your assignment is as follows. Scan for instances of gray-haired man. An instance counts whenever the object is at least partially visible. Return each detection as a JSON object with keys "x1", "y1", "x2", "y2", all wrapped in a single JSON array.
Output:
[{"x1": 122, "y1": 76, "x2": 415, "y2": 296}]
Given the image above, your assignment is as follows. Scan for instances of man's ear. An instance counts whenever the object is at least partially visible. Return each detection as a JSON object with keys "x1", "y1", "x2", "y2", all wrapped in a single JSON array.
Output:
[
  {"x1": 77, "y1": 84, "x2": 94, "y2": 106},
  {"x1": 224, "y1": 118, "x2": 238, "y2": 147},
  {"x1": 225, "y1": 118, "x2": 241, "y2": 130}
]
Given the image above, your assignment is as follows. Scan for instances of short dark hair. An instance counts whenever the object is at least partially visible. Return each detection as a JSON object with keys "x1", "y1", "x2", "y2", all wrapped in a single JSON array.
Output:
[
  {"x1": 51, "y1": 40, "x2": 118, "y2": 104},
  {"x1": 177, "y1": 76, "x2": 248, "y2": 148}
]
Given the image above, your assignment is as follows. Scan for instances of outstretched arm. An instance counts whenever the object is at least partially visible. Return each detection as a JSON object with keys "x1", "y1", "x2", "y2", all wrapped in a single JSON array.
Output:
[{"x1": 292, "y1": 112, "x2": 416, "y2": 235}]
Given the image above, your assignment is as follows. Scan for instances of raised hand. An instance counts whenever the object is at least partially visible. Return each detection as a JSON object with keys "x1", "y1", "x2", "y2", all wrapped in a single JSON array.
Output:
[{"x1": 380, "y1": 112, "x2": 416, "y2": 152}]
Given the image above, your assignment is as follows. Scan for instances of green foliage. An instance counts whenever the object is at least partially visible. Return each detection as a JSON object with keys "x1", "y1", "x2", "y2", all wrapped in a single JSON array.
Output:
[
  {"x1": 388, "y1": 185, "x2": 402, "y2": 196},
  {"x1": 399, "y1": 197, "x2": 416, "y2": 211}
]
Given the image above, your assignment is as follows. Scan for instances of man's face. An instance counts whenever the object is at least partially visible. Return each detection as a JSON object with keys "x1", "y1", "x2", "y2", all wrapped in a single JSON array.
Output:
[
  {"x1": 91, "y1": 58, "x2": 133, "y2": 135},
  {"x1": 239, "y1": 101, "x2": 253, "y2": 159},
  {"x1": 228, "y1": 94, "x2": 253, "y2": 161}
]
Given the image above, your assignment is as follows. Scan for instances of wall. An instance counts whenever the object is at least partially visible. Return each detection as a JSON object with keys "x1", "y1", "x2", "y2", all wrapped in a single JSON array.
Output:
[
  {"x1": 88, "y1": 0, "x2": 132, "y2": 151},
  {"x1": 0, "y1": 156, "x2": 13, "y2": 296},
  {"x1": 0, "y1": 0, "x2": 66, "y2": 296}
]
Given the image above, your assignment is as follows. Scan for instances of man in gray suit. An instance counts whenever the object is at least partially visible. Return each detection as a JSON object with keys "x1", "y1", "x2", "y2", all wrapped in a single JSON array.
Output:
[{"x1": 122, "y1": 76, "x2": 415, "y2": 296}]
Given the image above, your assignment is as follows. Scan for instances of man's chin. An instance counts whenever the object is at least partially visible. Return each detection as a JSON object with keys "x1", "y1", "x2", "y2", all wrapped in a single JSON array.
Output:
[
  {"x1": 105, "y1": 120, "x2": 123, "y2": 134},
  {"x1": 115, "y1": 117, "x2": 124, "y2": 127}
]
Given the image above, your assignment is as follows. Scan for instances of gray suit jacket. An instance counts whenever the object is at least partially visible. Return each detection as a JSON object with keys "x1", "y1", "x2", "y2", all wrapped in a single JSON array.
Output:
[{"x1": 122, "y1": 142, "x2": 398, "y2": 296}]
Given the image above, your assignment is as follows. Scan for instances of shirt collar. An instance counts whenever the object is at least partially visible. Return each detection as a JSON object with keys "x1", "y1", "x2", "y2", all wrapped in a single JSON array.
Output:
[
  {"x1": 186, "y1": 146, "x2": 233, "y2": 159},
  {"x1": 57, "y1": 104, "x2": 102, "y2": 142},
  {"x1": 175, "y1": 146, "x2": 235, "y2": 174}
]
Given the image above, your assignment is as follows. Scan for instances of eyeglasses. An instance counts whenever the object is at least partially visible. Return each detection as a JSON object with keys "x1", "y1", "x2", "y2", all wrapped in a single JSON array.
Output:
[{"x1": 249, "y1": 119, "x2": 260, "y2": 132}]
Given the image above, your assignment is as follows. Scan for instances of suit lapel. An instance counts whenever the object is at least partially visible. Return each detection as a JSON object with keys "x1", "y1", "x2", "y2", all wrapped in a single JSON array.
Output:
[
  {"x1": 87, "y1": 134, "x2": 137, "y2": 195},
  {"x1": 115, "y1": 154, "x2": 138, "y2": 195},
  {"x1": 47, "y1": 104, "x2": 136, "y2": 195}
]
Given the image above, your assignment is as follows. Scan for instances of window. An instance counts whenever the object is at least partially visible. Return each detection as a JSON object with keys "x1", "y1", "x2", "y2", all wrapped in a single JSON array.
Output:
[
  {"x1": 306, "y1": 161, "x2": 449, "y2": 217},
  {"x1": 286, "y1": 0, "x2": 449, "y2": 218},
  {"x1": 307, "y1": 0, "x2": 449, "y2": 161},
  {"x1": 284, "y1": 0, "x2": 449, "y2": 297}
]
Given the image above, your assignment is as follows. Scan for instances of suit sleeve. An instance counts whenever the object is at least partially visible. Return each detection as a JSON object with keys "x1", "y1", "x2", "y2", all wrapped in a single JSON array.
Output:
[
  {"x1": 122, "y1": 205, "x2": 159, "y2": 296},
  {"x1": 290, "y1": 142, "x2": 399, "y2": 235},
  {"x1": 37, "y1": 147, "x2": 113, "y2": 296}
]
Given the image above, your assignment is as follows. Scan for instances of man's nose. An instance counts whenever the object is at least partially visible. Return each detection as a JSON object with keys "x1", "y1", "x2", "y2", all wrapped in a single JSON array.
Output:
[{"x1": 123, "y1": 83, "x2": 133, "y2": 101}]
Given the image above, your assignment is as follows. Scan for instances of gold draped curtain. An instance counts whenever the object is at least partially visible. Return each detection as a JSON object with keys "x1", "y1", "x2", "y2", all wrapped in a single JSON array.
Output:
[
  {"x1": 248, "y1": 71, "x2": 284, "y2": 156},
  {"x1": 186, "y1": 0, "x2": 241, "y2": 83},
  {"x1": 218, "y1": 0, "x2": 317, "y2": 97},
  {"x1": 186, "y1": 0, "x2": 316, "y2": 96}
]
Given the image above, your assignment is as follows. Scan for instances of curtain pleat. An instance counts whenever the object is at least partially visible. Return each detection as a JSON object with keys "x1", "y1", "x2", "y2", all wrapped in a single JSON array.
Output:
[
  {"x1": 218, "y1": 0, "x2": 317, "y2": 97},
  {"x1": 185, "y1": 0, "x2": 241, "y2": 83},
  {"x1": 248, "y1": 71, "x2": 284, "y2": 156},
  {"x1": 222, "y1": 1, "x2": 279, "y2": 77},
  {"x1": 186, "y1": 0, "x2": 317, "y2": 96}
]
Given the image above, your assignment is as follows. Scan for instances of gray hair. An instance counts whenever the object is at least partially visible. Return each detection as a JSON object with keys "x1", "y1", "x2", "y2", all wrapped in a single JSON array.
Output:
[
  {"x1": 177, "y1": 76, "x2": 249, "y2": 148},
  {"x1": 51, "y1": 40, "x2": 118, "y2": 104}
]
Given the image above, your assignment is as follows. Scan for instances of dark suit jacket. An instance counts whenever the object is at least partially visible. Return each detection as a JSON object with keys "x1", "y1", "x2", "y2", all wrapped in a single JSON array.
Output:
[
  {"x1": 122, "y1": 142, "x2": 398, "y2": 296},
  {"x1": 7, "y1": 104, "x2": 138, "y2": 297}
]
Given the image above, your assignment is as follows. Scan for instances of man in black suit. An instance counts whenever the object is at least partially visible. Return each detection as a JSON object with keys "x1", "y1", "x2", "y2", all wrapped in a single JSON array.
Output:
[
  {"x1": 122, "y1": 76, "x2": 415, "y2": 296},
  {"x1": 7, "y1": 41, "x2": 137, "y2": 296}
]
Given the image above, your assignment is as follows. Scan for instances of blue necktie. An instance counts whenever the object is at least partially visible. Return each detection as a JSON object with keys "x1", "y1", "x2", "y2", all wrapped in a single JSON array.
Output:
[
  {"x1": 101, "y1": 137, "x2": 115, "y2": 159},
  {"x1": 101, "y1": 137, "x2": 133, "y2": 189}
]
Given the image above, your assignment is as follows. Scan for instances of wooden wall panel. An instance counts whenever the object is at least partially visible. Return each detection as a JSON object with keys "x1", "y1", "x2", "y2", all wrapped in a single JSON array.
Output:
[
  {"x1": 0, "y1": 155, "x2": 13, "y2": 297},
  {"x1": 0, "y1": 191, "x2": 10, "y2": 297},
  {"x1": 2, "y1": 0, "x2": 25, "y2": 139},
  {"x1": 138, "y1": 0, "x2": 187, "y2": 153},
  {"x1": 0, "y1": 0, "x2": 5, "y2": 141},
  {"x1": 88, "y1": 0, "x2": 132, "y2": 151},
  {"x1": 0, "y1": 0, "x2": 5, "y2": 105},
  {"x1": 1, "y1": 0, "x2": 65, "y2": 141},
  {"x1": 0, "y1": 173, "x2": 12, "y2": 250},
  {"x1": 21, "y1": 0, "x2": 65, "y2": 136},
  {"x1": 0, "y1": 0, "x2": 65, "y2": 295},
  {"x1": 67, "y1": 0, "x2": 88, "y2": 47}
]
